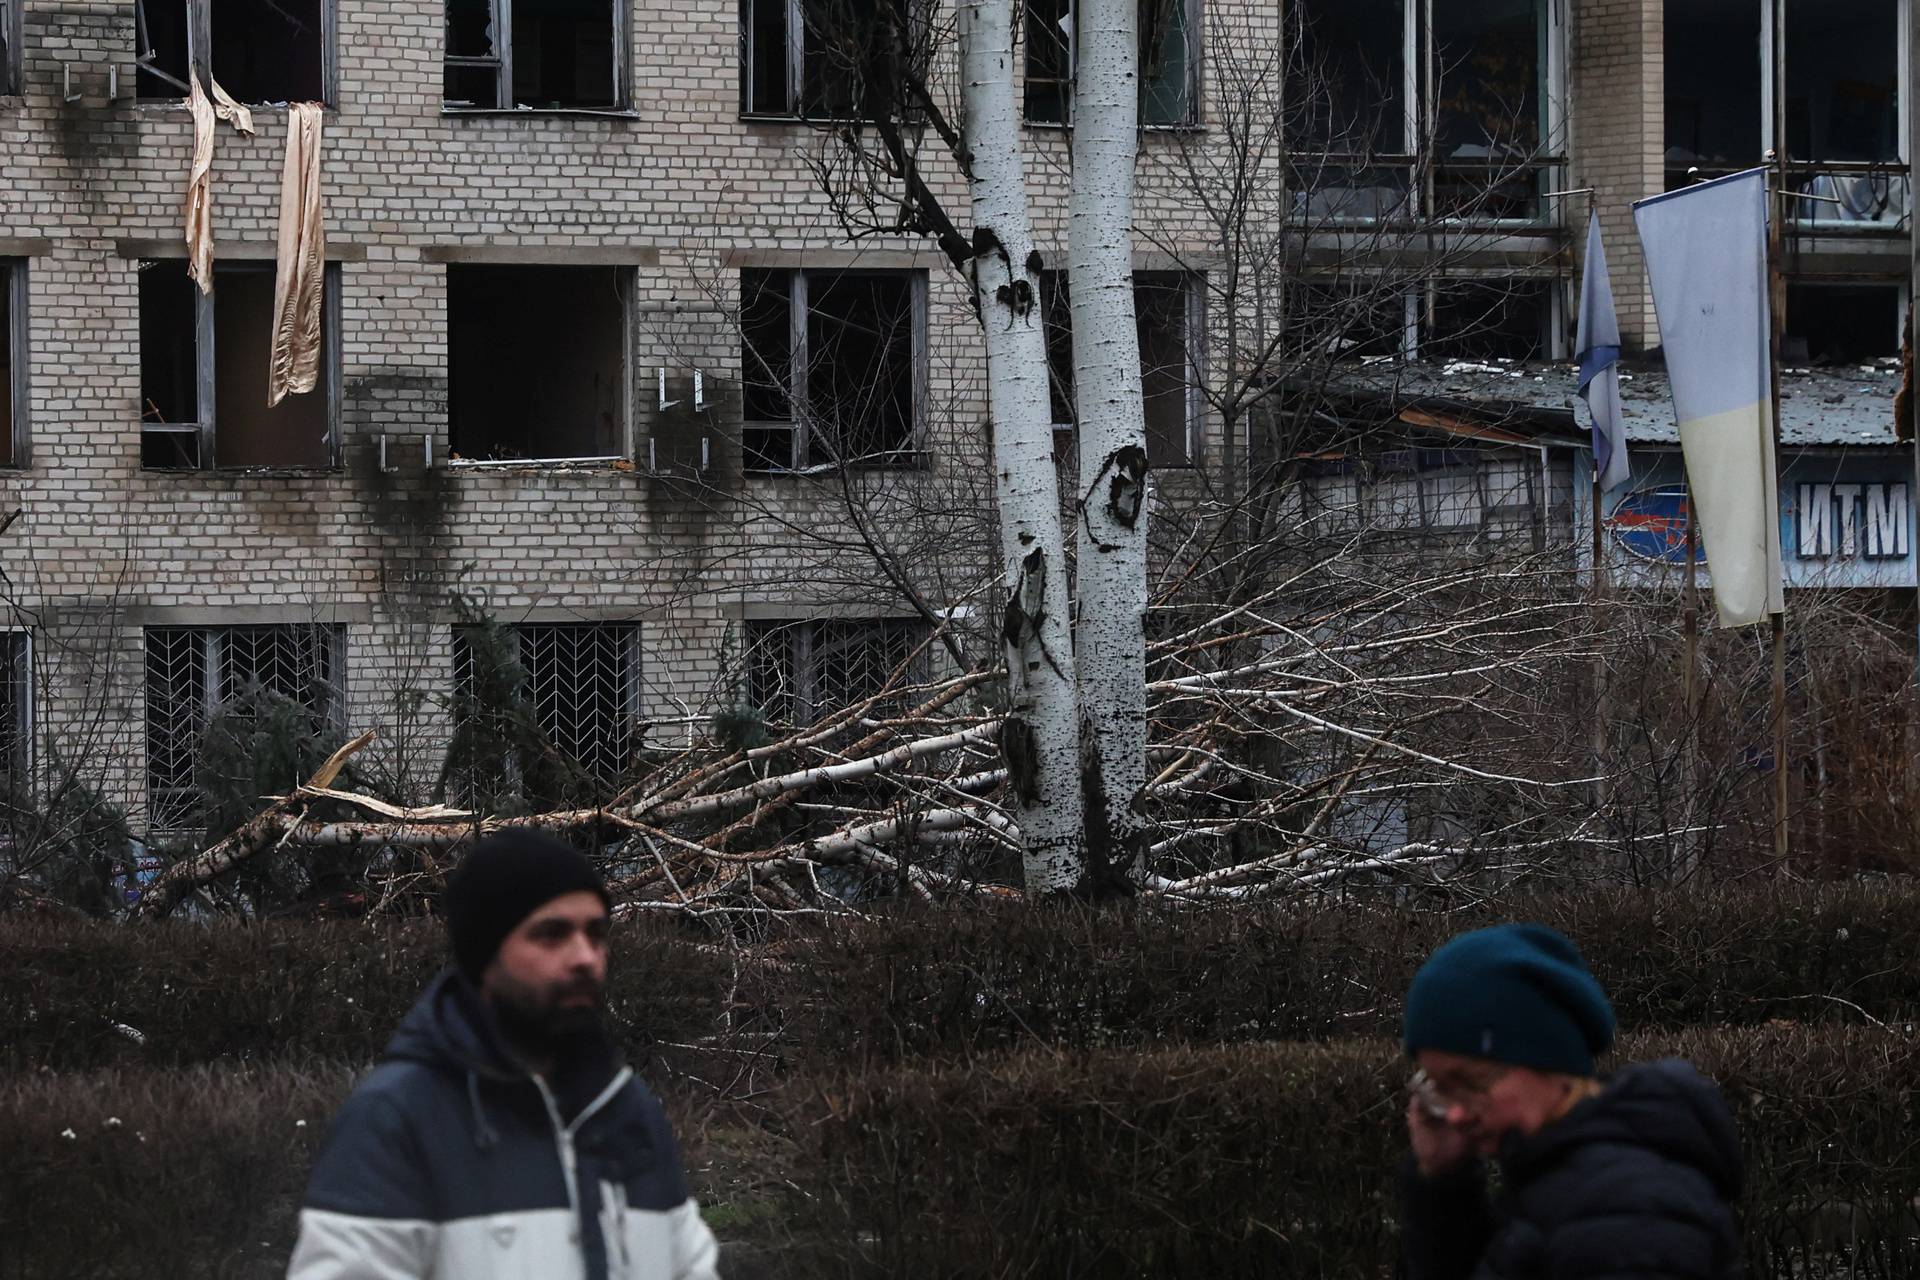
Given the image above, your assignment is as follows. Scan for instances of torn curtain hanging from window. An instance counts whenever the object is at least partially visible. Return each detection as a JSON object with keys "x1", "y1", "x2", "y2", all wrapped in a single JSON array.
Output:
[
  {"x1": 270, "y1": 103, "x2": 324, "y2": 407},
  {"x1": 183, "y1": 73, "x2": 256, "y2": 296}
]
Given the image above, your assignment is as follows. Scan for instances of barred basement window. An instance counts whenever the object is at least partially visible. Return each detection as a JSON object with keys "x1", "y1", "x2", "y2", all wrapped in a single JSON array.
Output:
[
  {"x1": 0, "y1": 632, "x2": 31, "y2": 795},
  {"x1": 445, "y1": 0, "x2": 626, "y2": 111},
  {"x1": 144, "y1": 625, "x2": 345, "y2": 832},
  {"x1": 450, "y1": 622, "x2": 642, "y2": 803},
  {"x1": 740, "y1": 268, "x2": 925, "y2": 471},
  {"x1": 136, "y1": 0, "x2": 332, "y2": 105},
  {"x1": 139, "y1": 259, "x2": 339, "y2": 470},
  {"x1": 745, "y1": 617, "x2": 927, "y2": 726}
]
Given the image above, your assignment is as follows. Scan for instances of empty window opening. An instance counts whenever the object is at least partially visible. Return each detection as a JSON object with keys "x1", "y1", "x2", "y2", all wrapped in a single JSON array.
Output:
[
  {"x1": 746, "y1": 617, "x2": 927, "y2": 726},
  {"x1": 1663, "y1": 0, "x2": 1905, "y2": 221},
  {"x1": 447, "y1": 265, "x2": 628, "y2": 462},
  {"x1": 144, "y1": 625, "x2": 343, "y2": 832},
  {"x1": 1041, "y1": 270, "x2": 1201, "y2": 467},
  {"x1": 139, "y1": 259, "x2": 335, "y2": 470},
  {"x1": 1285, "y1": 0, "x2": 1405, "y2": 154},
  {"x1": 137, "y1": 0, "x2": 329, "y2": 104},
  {"x1": 0, "y1": 262, "x2": 20, "y2": 468},
  {"x1": 1024, "y1": 0, "x2": 1199, "y2": 125},
  {"x1": 1664, "y1": 0, "x2": 1762, "y2": 182},
  {"x1": 446, "y1": 0, "x2": 623, "y2": 111},
  {"x1": 1, "y1": 0, "x2": 20, "y2": 96},
  {"x1": 450, "y1": 622, "x2": 641, "y2": 807},
  {"x1": 1785, "y1": 283, "x2": 1901, "y2": 365},
  {"x1": 741, "y1": 0, "x2": 913, "y2": 119},
  {"x1": 1422, "y1": 279, "x2": 1551, "y2": 364},
  {"x1": 741, "y1": 268, "x2": 922, "y2": 471},
  {"x1": 1282, "y1": 279, "x2": 1410, "y2": 362},
  {"x1": 1287, "y1": 0, "x2": 1554, "y2": 222}
]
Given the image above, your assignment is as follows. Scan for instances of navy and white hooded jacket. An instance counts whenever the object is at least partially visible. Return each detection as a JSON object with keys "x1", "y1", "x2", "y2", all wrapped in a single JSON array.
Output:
[{"x1": 287, "y1": 970, "x2": 720, "y2": 1280}]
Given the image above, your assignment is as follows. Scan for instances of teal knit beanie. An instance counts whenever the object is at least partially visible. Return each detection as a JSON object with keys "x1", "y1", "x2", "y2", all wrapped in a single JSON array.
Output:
[{"x1": 1402, "y1": 924, "x2": 1615, "y2": 1075}]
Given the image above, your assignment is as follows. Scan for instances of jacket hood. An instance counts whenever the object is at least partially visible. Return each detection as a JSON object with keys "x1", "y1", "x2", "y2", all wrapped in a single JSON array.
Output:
[
  {"x1": 1506, "y1": 1058, "x2": 1744, "y2": 1198},
  {"x1": 383, "y1": 967, "x2": 531, "y2": 1081}
]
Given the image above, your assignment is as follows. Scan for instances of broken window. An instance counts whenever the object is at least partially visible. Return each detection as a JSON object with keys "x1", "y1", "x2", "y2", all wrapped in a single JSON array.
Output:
[
  {"x1": 740, "y1": 0, "x2": 915, "y2": 119},
  {"x1": 447, "y1": 264, "x2": 630, "y2": 462},
  {"x1": 450, "y1": 622, "x2": 641, "y2": 806},
  {"x1": 1421, "y1": 278, "x2": 1552, "y2": 364},
  {"x1": 136, "y1": 0, "x2": 330, "y2": 105},
  {"x1": 144, "y1": 624, "x2": 343, "y2": 832},
  {"x1": 1041, "y1": 270, "x2": 1202, "y2": 467},
  {"x1": 0, "y1": 262, "x2": 22, "y2": 468},
  {"x1": 1023, "y1": 0, "x2": 1201, "y2": 125},
  {"x1": 445, "y1": 0, "x2": 625, "y2": 111},
  {"x1": 746, "y1": 617, "x2": 926, "y2": 726},
  {"x1": 1282, "y1": 278, "x2": 1411, "y2": 362},
  {"x1": 1784, "y1": 282, "x2": 1902, "y2": 366},
  {"x1": 138, "y1": 259, "x2": 336, "y2": 470},
  {"x1": 1287, "y1": 0, "x2": 1555, "y2": 222},
  {"x1": 1, "y1": 0, "x2": 20, "y2": 96},
  {"x1": 741, "y1": 268, "x2": 923, "y2": 470},
  {"x1": 1663, "y1": 0, "x2": 1906, "y2": 226}
]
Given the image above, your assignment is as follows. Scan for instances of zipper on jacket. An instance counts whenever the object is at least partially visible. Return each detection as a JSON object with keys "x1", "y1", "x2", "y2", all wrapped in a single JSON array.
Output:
[{"x1": 533, "y1": 1068, "x2": 635, "y2": 1253}]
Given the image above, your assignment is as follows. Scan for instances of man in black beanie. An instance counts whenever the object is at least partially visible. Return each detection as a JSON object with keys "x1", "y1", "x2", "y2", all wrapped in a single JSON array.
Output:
[
  {"x1": 1399, "y1": 923, "x2": 1743, "y2": 1280},
  {"x1": 288, "y1": 831, "x2": 720, "y2": 1280}
]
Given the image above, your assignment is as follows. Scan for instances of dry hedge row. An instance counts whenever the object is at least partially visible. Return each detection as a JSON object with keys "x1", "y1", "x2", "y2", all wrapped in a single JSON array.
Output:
[
  {"x1": 7, "y1": 882, "x2": 1916, "y2": 1072},
  {"x1": 791, "y1": 1025, "x2": 1920, "y2": 1279},
  {"x1": 5, "y1": 1026, "x2": 1916, "y2": 1279}
]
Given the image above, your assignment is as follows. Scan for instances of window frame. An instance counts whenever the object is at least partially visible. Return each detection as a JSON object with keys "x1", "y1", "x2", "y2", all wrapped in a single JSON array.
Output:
[
  {"x1": 138, "y1": 258, "x2": 343, "y2": 472},
  {"x1": 444, "y1": 0, "x2": 632, "y2": 115},
  {"x1": 1041, "y1": 268, "x2": 1207, "y2": 469},
  {"x1": 738, "y1": 0, "x2": 923, "y2": 122},
  {"x1": 1022, "y1": 0, "x2": 1205, "y2": 128},
  {"x1": 136, "y1": 0, "x2": 338, "y2": 106},
  {"x1": 1283, "y1": 0, "x2": 1566, "y2": 227},
  {"x1": 1, "y1": 0, "x2": 21, "y2": 97},
  {"x1": 2, "y1": 260, "x2": 26, "y2": 469},
  {"x1": 142, "y1": 623, "x2": 347, "y2": 835},
  {"x1": 1664, "y1": 0, "x2": 1911, "y2": 229},
  {"x1": 741, "y1": 267, "x2": 930, "y2": 473}
]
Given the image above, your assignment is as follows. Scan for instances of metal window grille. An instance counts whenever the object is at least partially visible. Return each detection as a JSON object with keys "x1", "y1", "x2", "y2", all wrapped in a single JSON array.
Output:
[
  {"x1": 0, "y1": 632, "x2": 29, "y2": 792},
  {"x1": 746, "y1": 618, "x2": 926, "y2": 727},
  {"x1": 144, "y1": 625, "x2": 343, "y2": 832},
  {"x1": 451, "y1": 622, "x2": 642, "y2": 796}
]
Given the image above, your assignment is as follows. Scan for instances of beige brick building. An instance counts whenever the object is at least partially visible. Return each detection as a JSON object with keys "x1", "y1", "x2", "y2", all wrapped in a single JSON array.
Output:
[{"x1": 0, "y1": 0, "x2": 1906, "y2": 854}]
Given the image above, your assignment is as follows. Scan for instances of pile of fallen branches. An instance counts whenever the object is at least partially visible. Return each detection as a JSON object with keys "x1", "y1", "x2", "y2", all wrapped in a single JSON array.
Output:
[{"x1": 129, "y1": 550, "x2": 1616, "y2": 919}]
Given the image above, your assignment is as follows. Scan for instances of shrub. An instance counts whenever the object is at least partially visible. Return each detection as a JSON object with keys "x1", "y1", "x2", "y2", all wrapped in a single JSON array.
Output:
[{"x1": 783, "y1": 1025, "x2": 1920, "y2": 1279}]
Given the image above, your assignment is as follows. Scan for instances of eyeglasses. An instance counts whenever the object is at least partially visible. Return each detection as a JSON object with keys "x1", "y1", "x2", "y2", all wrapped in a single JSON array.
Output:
[{"x1": 1410, "y1": 1064, "x2": 1509, "y2": 1117}]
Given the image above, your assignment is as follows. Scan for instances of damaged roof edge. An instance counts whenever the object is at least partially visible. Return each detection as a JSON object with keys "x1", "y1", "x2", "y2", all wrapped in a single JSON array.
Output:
[{"x1": 1306, "y1": 356, "x2": 1906, "y2": 448}]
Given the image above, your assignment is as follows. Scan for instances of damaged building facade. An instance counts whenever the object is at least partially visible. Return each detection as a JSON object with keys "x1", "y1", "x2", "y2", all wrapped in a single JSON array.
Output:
[{"x1": 0, "y1": 0, "x2": 1910, "y2": 865}]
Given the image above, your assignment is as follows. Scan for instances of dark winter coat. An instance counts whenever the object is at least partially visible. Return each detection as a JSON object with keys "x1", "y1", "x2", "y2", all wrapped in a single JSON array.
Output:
[
  {"x1": 1401, "y1": 1059, "x2": 1744, "y2": 1280},
  {"x1": 286, "y1": 969, "x2": 718, "y2": 1280}
]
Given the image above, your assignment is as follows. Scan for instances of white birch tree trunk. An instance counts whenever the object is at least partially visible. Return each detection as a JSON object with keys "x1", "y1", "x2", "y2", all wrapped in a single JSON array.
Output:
[
  {"x1": 1068, "y1": 0, "x2": 1150, "y2": 889},
  {"x1": 956, "y1": 0, "x2": 1087, "y2": 891}
]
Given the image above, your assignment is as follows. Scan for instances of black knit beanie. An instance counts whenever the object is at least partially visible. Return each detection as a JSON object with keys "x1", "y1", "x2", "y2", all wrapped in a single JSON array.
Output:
[{"x1": 444, "y1": 831, "x2": 611, "y2": 981}]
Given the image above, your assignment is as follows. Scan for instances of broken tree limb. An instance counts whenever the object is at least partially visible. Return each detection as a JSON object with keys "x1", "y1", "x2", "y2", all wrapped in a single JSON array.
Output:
[{"x1": 131, "y1": 731, "x2": 376, "y2": 919}]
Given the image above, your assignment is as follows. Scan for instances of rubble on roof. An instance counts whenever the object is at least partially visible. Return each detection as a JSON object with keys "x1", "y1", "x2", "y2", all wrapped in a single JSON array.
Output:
[{"x1": 1335, "y1": 355, "x2": 1902, "y2": 448}]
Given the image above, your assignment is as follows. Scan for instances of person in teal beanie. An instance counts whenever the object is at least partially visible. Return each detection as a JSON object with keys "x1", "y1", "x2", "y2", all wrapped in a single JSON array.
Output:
[{"x1": 1399, "y1": 924, "x2": 1744, "y2": 1280}]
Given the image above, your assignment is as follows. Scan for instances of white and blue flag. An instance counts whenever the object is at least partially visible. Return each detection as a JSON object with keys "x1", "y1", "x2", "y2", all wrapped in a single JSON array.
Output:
[
  {"x1": 1633, "y1": 168, "x2": 1785, "y2": 629},
  {"x1": 1576, "y1": 210, "x2": 1631, "y2": 493}
]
